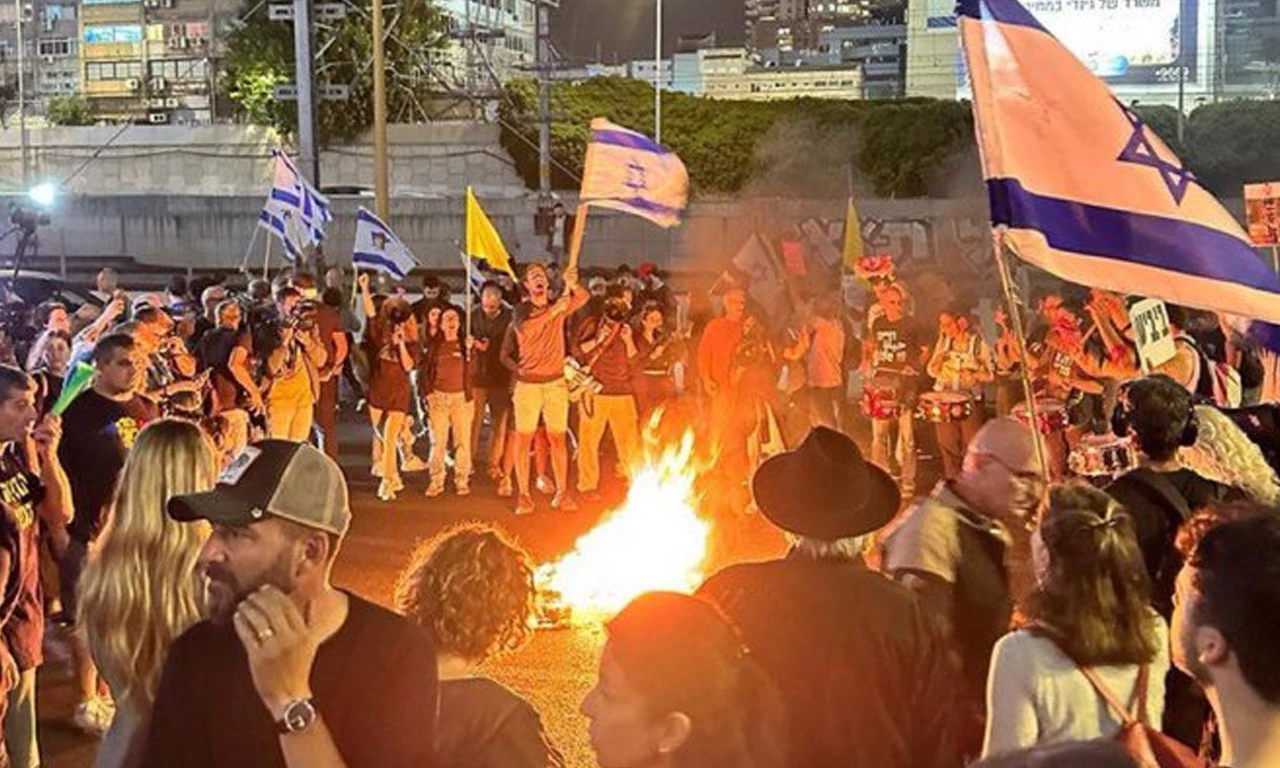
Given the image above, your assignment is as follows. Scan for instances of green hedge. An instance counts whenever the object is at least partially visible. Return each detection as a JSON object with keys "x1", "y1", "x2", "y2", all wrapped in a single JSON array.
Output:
[
  {"x1": 500, "y1": 79, "x2": 1280, "y2": 200},
  {"x1": 499, "y1": 78, "x2": 974, "y2": 198}
]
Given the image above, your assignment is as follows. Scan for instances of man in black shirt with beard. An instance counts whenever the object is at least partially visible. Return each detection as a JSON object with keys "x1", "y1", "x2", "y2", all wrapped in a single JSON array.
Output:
[{"x1": 145, "y1": 441, "x2": 438, "y2": 768}]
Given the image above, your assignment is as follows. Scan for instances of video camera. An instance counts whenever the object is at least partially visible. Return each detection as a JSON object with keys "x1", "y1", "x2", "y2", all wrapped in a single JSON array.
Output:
[{"x1": 283, "y1": 300, "x2": 320, "y2": 333}]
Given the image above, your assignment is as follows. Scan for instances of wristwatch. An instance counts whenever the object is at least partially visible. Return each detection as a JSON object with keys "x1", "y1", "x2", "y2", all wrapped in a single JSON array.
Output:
[{"x1": 275, "y1": 698, "x2": 318, "y2": 735}]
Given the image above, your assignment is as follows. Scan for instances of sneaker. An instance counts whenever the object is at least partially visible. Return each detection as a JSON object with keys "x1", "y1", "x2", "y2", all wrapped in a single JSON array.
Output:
[
  {"x1": 497, "y1": 477, "x2": 514, "y2": 497},
  {"x1": 72, "y1": 697, "x2": 112, "y2": 737},
  {"x1": 401, "y1": 456, "x2": 429, "y2": 473},
  {"x1": 425, "y1": 482, "x2": 445, "y2": 498},
  {"x1": 389, "y1": 476, "x2": 405, "y2": 494},
  {"x1": 456, "y1": 483, "x2": 471, "y2": 497},
  {"x1": 535, "y1": 476, "x2": 555, "y2": 495},
  {"x1": 551, "y1": 492, "x2": 578, "y2": 512},
  {"x1": 376, "y1": 481, "x2": 397, "y2": 502},
  {"x1": 515, "y1": 495, "x2": 536, "y2": 516},
  {"x1": 487, "y1": 464, "x2": 504, "y2": 481}
]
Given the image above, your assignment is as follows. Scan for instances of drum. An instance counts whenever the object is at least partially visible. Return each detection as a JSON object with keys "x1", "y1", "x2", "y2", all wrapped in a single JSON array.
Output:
[
  {"x1": 1069, "y1": 433, "x2": 1137, "y2": 478},
  {"x1": 1012, "y1": 398, "x2": 1069, "y2": 435},
  {"x1": 916, "y1": 391, "x2": 975, "y2": 424},
  {"x1": 861, "y1": 386, "x2": 901, "y2": 420}
]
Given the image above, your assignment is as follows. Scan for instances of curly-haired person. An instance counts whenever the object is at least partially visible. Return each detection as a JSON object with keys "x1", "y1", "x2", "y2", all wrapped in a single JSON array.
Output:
[{"x1": 396, "y1": 523, "x2": 565, "y2": 768}]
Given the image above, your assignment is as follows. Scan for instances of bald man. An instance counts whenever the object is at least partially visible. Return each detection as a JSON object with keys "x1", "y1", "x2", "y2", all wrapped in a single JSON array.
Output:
[{"x1": 881, "y1": 417, "x2": 1045, "y2": 757}]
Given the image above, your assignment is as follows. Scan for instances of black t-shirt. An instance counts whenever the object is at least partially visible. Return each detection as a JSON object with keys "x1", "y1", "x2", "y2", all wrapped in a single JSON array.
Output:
[
  {"x1": 142, "y1": 592, "x2": 439, "y2": 768},
  {"x1": 435, "y1": 678, "x2": 565, "y2": 768},
  {"x1": 57, "y1": 390, "x2": 158, "y2": 543},
  {"x1": 199, "y1": 326, "x2": 253, "y2": 410},
  {"x1": 1107, "y1": 468, "x2": 1225, "y2": 616},
  {"x1": 868, "y1": 314, "x2": 921, "y2": 397},
  {"x1": 470, "y1": 307, "x2": 512, "y2": 390},
  {"x1": 0, "y1": 445, "x2": 44, "y2": 670}
]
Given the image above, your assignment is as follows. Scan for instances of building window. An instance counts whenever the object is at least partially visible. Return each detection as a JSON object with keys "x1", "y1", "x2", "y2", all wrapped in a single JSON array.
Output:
[
  {"x1": 84, "y1": 24, "x2": 143, "y2": 43},
  {"x1": 87, "y1": 60, "x2": 143, "y2": 80},
  {"x1": 37, "y1": 39, "x2": 73, "y2": 57}
]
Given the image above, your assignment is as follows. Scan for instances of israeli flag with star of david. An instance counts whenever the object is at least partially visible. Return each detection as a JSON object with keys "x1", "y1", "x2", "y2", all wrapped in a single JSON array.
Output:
[
  {"x1": 258, "y1": 150, "x2": 332, "y2": 262},
  {"x1": 959, "y1": 0, "x2": 1280, "y2": 349},
  {"x1": 352, "y1": 207, "x2": 419, "y2": 281},
  {"x1": 580, "y1": 118, "x2": 689, "y2": 229}
]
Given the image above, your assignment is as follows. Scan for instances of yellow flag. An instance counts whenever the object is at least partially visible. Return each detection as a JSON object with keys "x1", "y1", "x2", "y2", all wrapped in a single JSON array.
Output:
[
  {"x1": 465, "y1": 186, "x2": 516, "y2": 279},
  {"x1": 842, "y1": 197, "x2": 864, "y2": 272}
]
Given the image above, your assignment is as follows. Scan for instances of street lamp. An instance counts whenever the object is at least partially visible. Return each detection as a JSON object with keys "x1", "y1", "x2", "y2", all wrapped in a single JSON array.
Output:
[{"x1": 28, "y1": 182, "x2": 57, "y2": 209}]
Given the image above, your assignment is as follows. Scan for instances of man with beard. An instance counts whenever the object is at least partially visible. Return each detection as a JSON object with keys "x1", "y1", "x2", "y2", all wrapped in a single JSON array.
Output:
[
  {"x1": 500, "y1": 262, "x2": 588, "y2": 515},
  {"x1": 882, "y1": 417, "x2": 1045, "y2": 758},
  {"x1": 1172, "y1": 513, "x2": 1280, "y2": 768},
  {"x1": 144, "y1": 440, "x2": 438, "y2": 767}
]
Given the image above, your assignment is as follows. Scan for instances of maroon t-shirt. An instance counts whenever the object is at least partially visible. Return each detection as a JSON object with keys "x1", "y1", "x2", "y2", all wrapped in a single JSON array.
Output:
[
  {"x1": 575, "y1": 317, "x2": 634, "y2": 396},
  {"x1": 0, "y1": 445, "x2": 44, "y2": 670},
  {"x1": 433, "y1": 343, "x2": 467, "y2": 394}
]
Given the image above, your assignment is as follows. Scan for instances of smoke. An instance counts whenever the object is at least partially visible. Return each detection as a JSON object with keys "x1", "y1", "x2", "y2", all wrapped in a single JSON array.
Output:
[{"x1": 740, "y1": 116, "x2": 868, "y2": 200}]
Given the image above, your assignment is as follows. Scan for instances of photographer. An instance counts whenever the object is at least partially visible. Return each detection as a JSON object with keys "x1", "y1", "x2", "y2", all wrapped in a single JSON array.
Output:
[
  {"x1": 571, "y1": 285, "x2": 640, "y2": 504},
  {"x1": 260, "y1": 286, "x2": 328, "y2": 441}
]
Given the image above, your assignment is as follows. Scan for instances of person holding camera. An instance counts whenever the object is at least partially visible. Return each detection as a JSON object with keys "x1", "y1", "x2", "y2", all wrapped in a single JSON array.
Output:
[
  {"x1": 262, "y1": 286, "x2": 328, "y2": 442},
  {"x1": 358, "y1": 275, "x2": 418, "y2": 501},
  {"x1": 571, "y1": 286, "x2": 640, "y2": 504}
]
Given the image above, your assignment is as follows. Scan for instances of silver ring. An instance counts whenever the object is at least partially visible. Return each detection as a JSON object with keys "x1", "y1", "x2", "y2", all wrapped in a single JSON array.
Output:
[{"x1": 257, "y1": 628, "x2": 275, "y2": 642}]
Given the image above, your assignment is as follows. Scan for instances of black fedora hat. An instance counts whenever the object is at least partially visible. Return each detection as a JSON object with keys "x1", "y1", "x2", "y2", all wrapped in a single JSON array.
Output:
[{"x1": 751, "y1": 427, "x2": 900, "y2": 541}]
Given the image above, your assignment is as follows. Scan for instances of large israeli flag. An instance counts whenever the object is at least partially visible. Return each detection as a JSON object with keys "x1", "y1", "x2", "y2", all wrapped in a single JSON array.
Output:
[
  {"x1": 258, "y1": 150, "x2": 332, "y2": 262},
  {"x1": 960, "y1": 0, "x2": 1280, "y2": 348},
  {"x1": 352, "y1": 207, "x2": 418, "y2": 280},
  {"x1": 581, "y1": 118, "x2": 689, "y2": 229}
]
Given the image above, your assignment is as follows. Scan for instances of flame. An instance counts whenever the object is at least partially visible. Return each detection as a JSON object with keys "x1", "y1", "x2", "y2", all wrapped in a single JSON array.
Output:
[{"x1": 536, "y1": 428, "x2": 711, "y2": 624}]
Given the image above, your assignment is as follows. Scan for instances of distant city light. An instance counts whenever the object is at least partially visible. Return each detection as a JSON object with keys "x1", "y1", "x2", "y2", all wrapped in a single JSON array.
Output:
[{"x1": 28, "y1": 183, "x2": 57, "y2": 208}]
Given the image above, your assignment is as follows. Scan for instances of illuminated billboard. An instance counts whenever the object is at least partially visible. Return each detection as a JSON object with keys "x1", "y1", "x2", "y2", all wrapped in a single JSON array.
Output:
[{"x1": 1024, "y1": 0, "x2": 1199, "y2": 84}]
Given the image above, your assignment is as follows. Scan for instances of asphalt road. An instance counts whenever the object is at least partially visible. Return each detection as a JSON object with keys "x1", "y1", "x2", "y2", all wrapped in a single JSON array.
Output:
[{"x1": 36, "y1": 421, "x2": 790, "y2": 768}]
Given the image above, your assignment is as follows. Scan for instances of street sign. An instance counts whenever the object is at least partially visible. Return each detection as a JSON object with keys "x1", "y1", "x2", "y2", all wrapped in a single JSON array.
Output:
[
  {"x1": 318, "y1": 83, "x2": 350, "y2": 100},
  {"x1": 315, "y1": 3, "x2": 348, "y2": 20},
  {"x1": 272, "y1": 83, "x2": 349, "y2": 101},
  {"x1": 269, "y1": 3, "x2": 346, "y2": 20}
]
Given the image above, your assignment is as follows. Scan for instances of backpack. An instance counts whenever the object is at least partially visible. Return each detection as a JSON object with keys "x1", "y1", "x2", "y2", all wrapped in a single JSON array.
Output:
[{"x1": 1075, "y1": 663, "x2": 1211, "y2": 768}]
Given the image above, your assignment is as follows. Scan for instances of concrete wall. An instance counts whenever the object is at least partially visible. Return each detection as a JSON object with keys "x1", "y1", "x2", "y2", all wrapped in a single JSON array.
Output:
[
  {"x1": 0, "y1": 193, "x2": 999, "y2": 277},
  {"x1": 0, "y1": 122, "x2": 527, "y2": 198}
]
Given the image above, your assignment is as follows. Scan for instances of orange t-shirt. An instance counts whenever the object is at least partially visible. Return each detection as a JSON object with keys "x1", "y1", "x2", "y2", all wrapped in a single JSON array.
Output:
[{"x1": 697, "y1": 317, "x2": 744, "y2": 391}]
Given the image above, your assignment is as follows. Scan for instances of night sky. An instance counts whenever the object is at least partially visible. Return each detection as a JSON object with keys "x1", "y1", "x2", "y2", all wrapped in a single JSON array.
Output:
[{"x1": 551, "y1": 0, "x2": 745, "y2": 63}]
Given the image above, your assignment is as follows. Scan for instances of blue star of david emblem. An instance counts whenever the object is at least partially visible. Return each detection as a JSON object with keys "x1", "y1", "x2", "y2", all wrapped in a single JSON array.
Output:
[
  {"x1": 1115, "y1": 102, "x2": 1195, "y2": 205},
  {"x1": 624, "y1": 162, "x2": 648, "y2": 193}
]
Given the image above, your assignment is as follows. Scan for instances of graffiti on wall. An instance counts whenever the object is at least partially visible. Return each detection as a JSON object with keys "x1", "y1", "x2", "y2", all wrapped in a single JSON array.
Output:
[{"x1": 798, "y1": 214, "x2": 995, "y2": 274}]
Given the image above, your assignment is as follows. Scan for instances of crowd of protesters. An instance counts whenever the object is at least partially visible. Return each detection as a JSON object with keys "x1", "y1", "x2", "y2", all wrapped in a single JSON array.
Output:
[{"x1": 0, "y1": 251, "x2": 1270, "y2": 768}]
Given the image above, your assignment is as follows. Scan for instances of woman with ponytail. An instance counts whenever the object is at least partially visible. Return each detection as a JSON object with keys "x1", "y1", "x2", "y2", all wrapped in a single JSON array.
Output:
[
  {"x1": 581, "y1": 591, "x2": 785, "y2": 768},
  {"x1": 982, "y1": 484, "x2": 1168, "y2": 757}
]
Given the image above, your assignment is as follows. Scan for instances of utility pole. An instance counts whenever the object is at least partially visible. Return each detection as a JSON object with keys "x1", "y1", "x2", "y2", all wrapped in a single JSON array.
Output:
[
  {"x1": 654, "y1": 0, "x2": 662, "y2": 143},
  {"x1": 292, "y1": 0, "x2": 319, "y2": 184},
  {"x1": 536, "y1": 0, "x2": 552, "y2": 200},
  {"x1": 15, "y1": 0, "x2": 28, "y2": 187},
  {"x1": 371, "y1": 0, "x2": 388, "y2": 219}
]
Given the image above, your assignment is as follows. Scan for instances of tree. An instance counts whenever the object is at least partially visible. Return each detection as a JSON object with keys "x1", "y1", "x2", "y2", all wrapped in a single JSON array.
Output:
[
  {"x1": 221, "y1": 0, "x2": 449, "y2": 144},
  {"x1": 45, "y1": 95, "x2": 96, "y2": 126}
]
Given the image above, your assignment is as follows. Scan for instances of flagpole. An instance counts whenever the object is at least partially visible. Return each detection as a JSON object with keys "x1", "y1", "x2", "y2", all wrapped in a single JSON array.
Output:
[
  {"x1": 263, "y1": 233, "x2": 273, "y2": 280},
  {"x1": 992, "y1": 225, "x2": 1050, "y2": 484},
  {"x1": 240, "y1": 225, "x2": 261, "y2": 275},
  {"x1": 566, "y1": 202, "x2": 589, "y2": 273}
]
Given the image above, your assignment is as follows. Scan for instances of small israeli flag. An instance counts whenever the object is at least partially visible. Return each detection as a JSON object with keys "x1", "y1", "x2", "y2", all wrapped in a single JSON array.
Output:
[
  {"x1": 580, "y1": 118, "x2": 689, "y2": 229},
  {"x1": 352, "y1": 207, "x2": 418, "y2": 280},
  {"x1": 258, "y1": 150, "x2": 332, "y2": 262}
]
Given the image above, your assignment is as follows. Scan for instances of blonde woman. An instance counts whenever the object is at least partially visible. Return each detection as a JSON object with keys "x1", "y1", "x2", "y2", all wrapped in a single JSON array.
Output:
[
  {"x1": 78, "y1": 419, "x2": 216, "y2": 768},
  {"x1": 396, "y1": 523, "x2": 564, "y2": 768}
]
